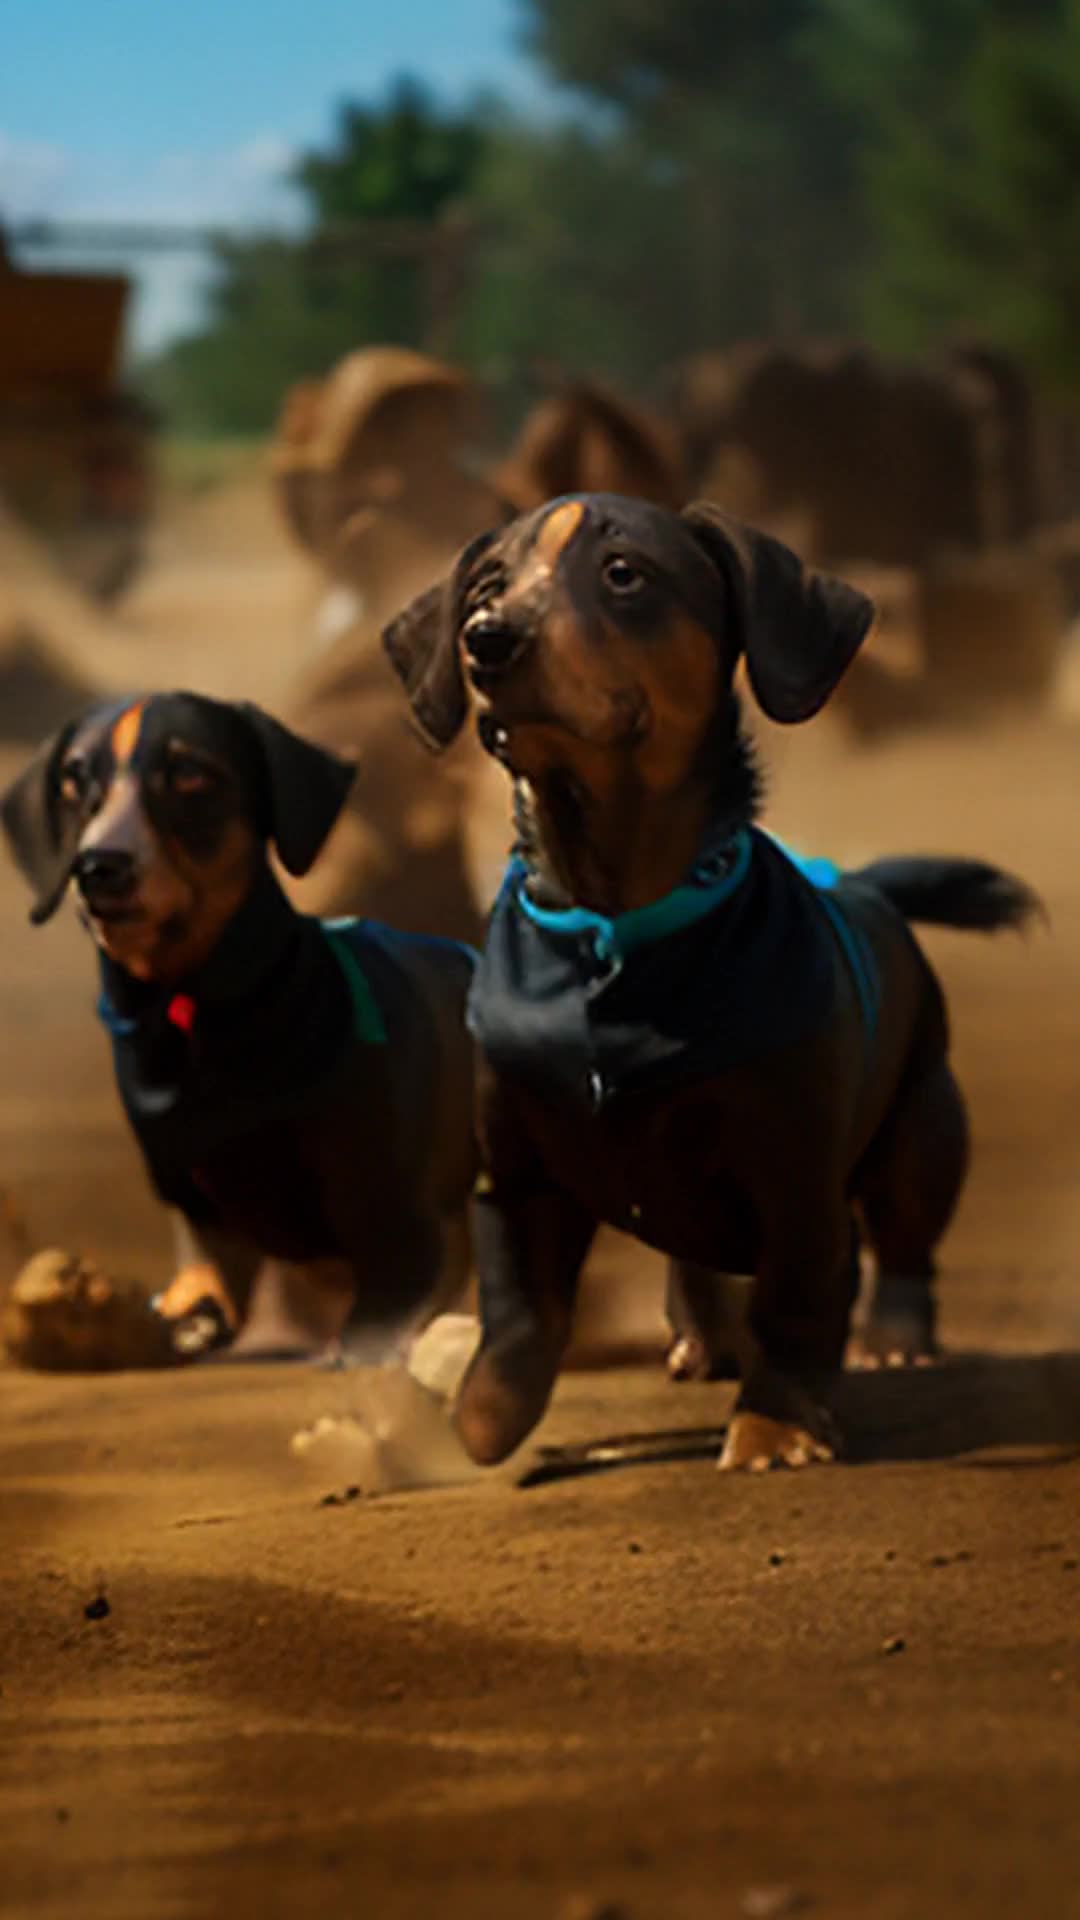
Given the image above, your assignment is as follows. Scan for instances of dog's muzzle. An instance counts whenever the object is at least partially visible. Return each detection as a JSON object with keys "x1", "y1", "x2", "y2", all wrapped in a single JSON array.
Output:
[{"x1": 74, "y1": 847, "x2": 138, "y2": 912}]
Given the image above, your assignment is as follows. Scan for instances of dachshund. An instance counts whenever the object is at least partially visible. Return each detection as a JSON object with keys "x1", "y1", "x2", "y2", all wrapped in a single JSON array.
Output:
[
  {"x1": 1, "y1": 692, "x2": 477, "y2": 1364},
  {"x1": 381, "y1": 493, "x2": 1039, "y2": 1470}
]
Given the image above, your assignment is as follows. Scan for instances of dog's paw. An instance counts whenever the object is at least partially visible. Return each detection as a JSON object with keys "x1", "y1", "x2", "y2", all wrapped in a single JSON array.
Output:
[
  {"x1": 666, "y1": 1333, "x2": 741, "y2": 1383},
  {"x1": 848, "y1": 1325, "x2": 938, "y2": 1371},
  {"x1": 849, "y1": 1280, "x2": 938, "y2": 1372},
  {"x1": 667, "y1": 1334, "x2": 709, "y2": 1382},
  {"x1": 166, "y1": 1297, "x2": 235, "y2": 1359},
  {"x1": 3, "y1": 1248, "x2": 177, "y2": 1372},
  {"x1": 718, "y1": 1410, "x2": 835, "y2": 1473},
  {"x1": 153, "y1": 1264, "x2": 243, "y2": 1360}
]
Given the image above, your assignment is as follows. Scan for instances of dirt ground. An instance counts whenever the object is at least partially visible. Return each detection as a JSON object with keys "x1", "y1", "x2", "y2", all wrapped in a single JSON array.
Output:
[{"x1": 2, "y1": 473, "x2": 1080, "y2": 1919}]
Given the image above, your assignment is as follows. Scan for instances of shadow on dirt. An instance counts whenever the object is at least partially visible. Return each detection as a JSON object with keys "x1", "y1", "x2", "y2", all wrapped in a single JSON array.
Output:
[{"x1": 520, "y1": 1350, "x2": 1080, "y2": 1484}]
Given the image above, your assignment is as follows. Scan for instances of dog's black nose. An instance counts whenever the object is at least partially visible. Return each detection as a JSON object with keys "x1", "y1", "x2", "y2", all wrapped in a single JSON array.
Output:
[
  {"x1": 462, "y1": 613, "x2": 526, "y2": 673},
  {"x1": 74, "y1": 848, "x2": 137, "y2": 903}
]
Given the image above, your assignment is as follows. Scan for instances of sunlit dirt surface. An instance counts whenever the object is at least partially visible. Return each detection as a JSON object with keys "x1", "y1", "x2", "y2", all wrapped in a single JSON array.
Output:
[{"x1": 2, "y1": 473, "x2": 1079, "y2": 1918}]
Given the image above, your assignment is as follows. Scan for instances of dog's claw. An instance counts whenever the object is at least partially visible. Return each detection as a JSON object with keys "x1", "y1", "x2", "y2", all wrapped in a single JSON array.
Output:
[
  {"x1": 852, "y1": 1275, "x2": 938, "y2": 1372},
  {"x1": 849, "y1": 1327, "x2": 939, "y2": 1372}
]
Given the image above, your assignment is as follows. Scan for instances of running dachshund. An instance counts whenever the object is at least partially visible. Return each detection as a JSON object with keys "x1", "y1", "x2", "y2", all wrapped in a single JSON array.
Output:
[
  {"x1": 1, "y1": 693, "x2": 477, "y2": 1362},
  {"x1": 382, "y1": 493, "x2": 1039, "y2": 1471}
]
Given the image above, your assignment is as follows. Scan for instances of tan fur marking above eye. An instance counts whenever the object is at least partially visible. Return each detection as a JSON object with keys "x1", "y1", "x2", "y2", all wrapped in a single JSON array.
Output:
[
  {"x1": 110, "y1": 702, "x2": 145, "y2": 767},
  {"x1": 502, "y1": 500, "x2": 588, "y2": 623},
  {"x1": 534, "y1": 498, "x2": 585, "y2": 564}
]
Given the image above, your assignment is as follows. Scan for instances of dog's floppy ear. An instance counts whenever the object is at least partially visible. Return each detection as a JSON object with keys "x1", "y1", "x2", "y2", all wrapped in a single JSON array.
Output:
[
  {"x1": 1, "y1": 722, "x2": 81, "y2": 924},
  {"x1": 382, "y1": 529, "x2": 497, "y2": 750},
  {"x1": 681, "y1": 500, "x2": 874, "y2": 723},
  {"x1": 233, "y1": 703, "x2": 355, "y2": 876}
]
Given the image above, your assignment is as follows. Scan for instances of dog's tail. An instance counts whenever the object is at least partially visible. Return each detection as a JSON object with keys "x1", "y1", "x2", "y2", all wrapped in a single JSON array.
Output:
[{"x1": 849, "y1": 856, "x2": 1044, "y2": 934}]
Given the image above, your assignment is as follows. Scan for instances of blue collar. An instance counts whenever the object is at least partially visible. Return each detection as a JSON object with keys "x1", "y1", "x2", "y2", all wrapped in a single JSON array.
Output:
[
  {"x1": 509, "y1": 831, "x2": 878, "y2": 1061},
  {"x1": 513, "y1": 828, "x2": 753, "y2": 965}
]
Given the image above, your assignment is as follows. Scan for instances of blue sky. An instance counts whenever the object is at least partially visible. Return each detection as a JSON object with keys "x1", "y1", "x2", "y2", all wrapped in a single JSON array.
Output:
[{"x1": 2, "y1": 0, "x2": 546, "y2": 347}]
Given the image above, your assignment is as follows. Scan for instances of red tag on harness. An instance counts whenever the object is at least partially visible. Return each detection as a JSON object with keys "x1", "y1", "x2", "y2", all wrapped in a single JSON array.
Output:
[{"x1": 166, "y1": 993, "x2": 196, "y2": 1034}]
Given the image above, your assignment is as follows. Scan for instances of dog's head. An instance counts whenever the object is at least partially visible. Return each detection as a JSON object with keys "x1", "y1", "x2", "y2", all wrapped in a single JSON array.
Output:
[
  {"x1": 382, "y1": 494, "x2": 874, "y2": 782},
  {"x1": 1, "y1": 693, "x2": 355, "y2": 984}
]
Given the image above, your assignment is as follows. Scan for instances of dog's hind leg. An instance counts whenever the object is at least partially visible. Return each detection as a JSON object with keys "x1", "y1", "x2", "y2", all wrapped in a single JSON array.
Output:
[
  {"x1": 665, "y1": 1260, "x2": 745, "y2": 1382},
  {"x1": 852, "y1": 1058, "x2": 970, "y2": 1368}
]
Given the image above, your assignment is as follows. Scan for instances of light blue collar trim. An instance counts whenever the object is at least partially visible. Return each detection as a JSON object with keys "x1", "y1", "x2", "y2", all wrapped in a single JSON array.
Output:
[
  {"x1": 513, "y1": 828, "x2": 753, "y2": 964},
  {"x1": 780, "y1": 848, "x2": 840, "y2": 891},
  {"x1": 96, "y1": 990, "x2": 138, "y2": 1040}
]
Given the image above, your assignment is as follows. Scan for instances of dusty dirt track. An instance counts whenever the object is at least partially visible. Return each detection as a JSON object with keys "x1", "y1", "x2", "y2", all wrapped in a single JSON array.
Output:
[{"x1": 2, "y1": 476, "x2": 1080, "y2": 1919}]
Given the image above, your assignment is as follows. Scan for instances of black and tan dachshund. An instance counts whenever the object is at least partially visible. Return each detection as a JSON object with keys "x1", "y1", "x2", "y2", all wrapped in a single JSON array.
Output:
[
  {"x1": 382, "y1": 493, "x2": 1039, "y2": 1471},
  {"x1": 1, "y1": 693, "x2": 477, "y2": 1362}
]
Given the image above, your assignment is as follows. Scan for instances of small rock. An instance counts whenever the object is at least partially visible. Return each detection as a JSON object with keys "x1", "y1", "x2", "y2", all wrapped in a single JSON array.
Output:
[
  {"x1": 881, "y1": 1634, "x2": 906, "y2": 1656},
  {"x1": 84, "y1": 1594, "x2": 110, "y2": 1622},
  {"x1": 740, "y1": 1887, "x2": 812, "y2": 1917},
  {"x1": 560, "y1": 1898, "x2": 626, "y2": 1920},
  {"x1": 768, "y1": 1550, "x2": 785, "y2": 1567}
]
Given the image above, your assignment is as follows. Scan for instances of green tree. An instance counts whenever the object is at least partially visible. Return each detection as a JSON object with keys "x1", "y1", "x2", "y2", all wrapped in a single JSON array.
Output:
[
  {"x1": 145, "y1": 79, "x2": 486, "y2": 434},
  {"x1": 295, "y1": 82, "x2": 485, "y2": 223},
  {"x1": 523, "y1": 0, "x2": 816, "y2": 112},
  {"x1": 814, "y1": 0, "x2": 1080, "y2": 386},
  {"x1": 512, "y1": 0, "x2": 868, "y2": 348}
]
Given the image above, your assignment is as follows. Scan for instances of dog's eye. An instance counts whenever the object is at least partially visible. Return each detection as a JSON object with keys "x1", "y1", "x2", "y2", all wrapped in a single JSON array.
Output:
[
  {"x1": 165, "y1": 755, "x2": 217, "y2": 798},
  {"x1": 463, "y1": 562, "x2": 507, "y2": 619},
  {"x1": 602, "y1": 555, "x2": 645, "y2": 596},
  {"x1": 58, "y1": 760, "x2": 88, "y2": 807}
]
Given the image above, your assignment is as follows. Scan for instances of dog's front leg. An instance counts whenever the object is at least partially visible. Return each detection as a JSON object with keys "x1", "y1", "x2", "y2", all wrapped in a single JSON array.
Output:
[
  {"x1": 665, "y1": 1261, "x2": 746, "y2": 1381},
  {"x1": 150, "y1": 1214, "x2": 255, "y2": 1358},
  {"x1": 720, "y1": 1197, "x2": 858, "y2": 1472},
  {"x1": 454, "y1": 1177, "x2": 596, "y2": 1465}
]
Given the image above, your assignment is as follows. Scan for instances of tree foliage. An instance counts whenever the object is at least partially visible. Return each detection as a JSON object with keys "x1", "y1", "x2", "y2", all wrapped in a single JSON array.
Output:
[
  {"x1": 294, "y1": 81, "x2": 486, "y2": 224},
  {"x1": 145, "y1": 80, "x2": 487, "y2": 433},
  {"x1": 819, "y1": 0, "x2": 1080, "y2": 386},
  {"x1": 510, "y1": 0, "x2": 866, "y2": 347},
  {"x1": 145, "y1": 2, "x2": 1080, "y2": 433}
]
